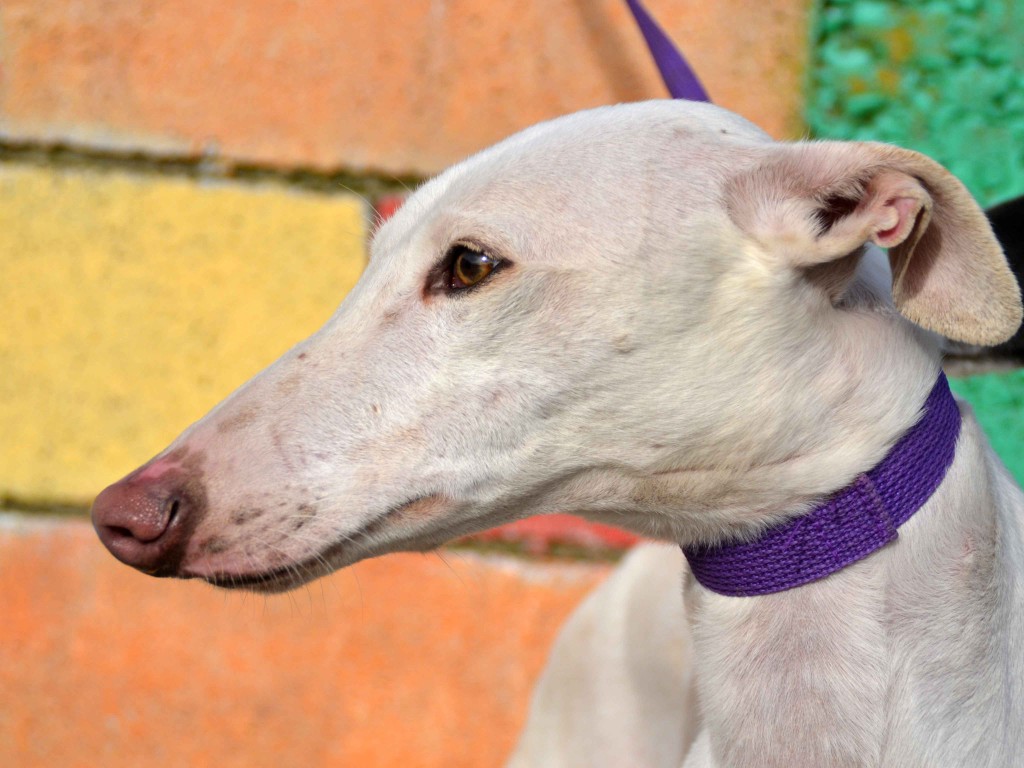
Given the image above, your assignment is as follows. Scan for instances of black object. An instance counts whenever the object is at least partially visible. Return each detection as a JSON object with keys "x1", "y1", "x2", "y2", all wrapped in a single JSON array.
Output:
[{"x1": 986, "y1": 194, "x2": 1024, "y2": 357}]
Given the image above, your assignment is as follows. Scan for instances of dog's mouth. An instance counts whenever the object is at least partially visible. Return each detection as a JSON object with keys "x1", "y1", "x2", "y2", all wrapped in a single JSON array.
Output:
[
  {"x1": 189, "y1": 526, "x2": 376, "y2": 594},
  {"x1": 197, "y1": 556, "x2": 331, "y2": 593},
  {"x1": 185, "y1": 496, "x2": 442, "y2": 593}
]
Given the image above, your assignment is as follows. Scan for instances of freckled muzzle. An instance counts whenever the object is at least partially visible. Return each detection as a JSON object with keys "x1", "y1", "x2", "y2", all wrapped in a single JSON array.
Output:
[{"x1": 91, "y1": 459, "x2": 206, "y2": 577}]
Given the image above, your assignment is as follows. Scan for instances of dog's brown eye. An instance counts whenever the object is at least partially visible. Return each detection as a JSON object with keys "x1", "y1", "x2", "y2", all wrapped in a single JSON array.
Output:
[{"x1": 450, "y1": 246, "x2": 498, "y2": 289}]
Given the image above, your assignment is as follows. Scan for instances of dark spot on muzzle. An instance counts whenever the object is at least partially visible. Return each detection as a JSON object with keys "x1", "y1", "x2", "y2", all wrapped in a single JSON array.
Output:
[
  {"x1": 290, "y1": 503, "x2": 317, "y2": 531},
  {"x1": 197, "y1": 536, "x2": 231, "y2": 555},
  {"x1": 229, "y1": 507, "x2": 266, "y2": 525}
]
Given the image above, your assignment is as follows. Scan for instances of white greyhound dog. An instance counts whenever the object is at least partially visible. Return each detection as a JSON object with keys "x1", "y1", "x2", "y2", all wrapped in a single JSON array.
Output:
[{"x1": 92, "y1": 100, "x2": 1024, "y2": 767}]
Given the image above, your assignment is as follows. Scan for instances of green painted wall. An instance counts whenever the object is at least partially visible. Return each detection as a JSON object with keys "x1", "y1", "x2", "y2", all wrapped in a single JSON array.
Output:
[
  {"x1": 950, "y1": 373, "x2": 1024, "y2": 483},
  {"x1": 810, "y1": 0, "x2": 1024, "y2": 483},
  {"x1": 809, "y1": 0, "x2": 1024, "y2": 207}
]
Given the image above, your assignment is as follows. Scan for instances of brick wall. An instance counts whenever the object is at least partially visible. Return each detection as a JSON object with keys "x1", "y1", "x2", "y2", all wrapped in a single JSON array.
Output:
[
  {"x1": 1, "y1": 0, "x2": 811, "y2": 175},
  {"x1": 7, "y1": 2, "x2": 1024, "y2": 764},
  {"x1": 0, "y1": 2, "x2": 810, "y2": 765}
]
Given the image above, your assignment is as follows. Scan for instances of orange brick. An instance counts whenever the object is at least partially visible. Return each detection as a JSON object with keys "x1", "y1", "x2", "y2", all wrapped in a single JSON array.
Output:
[
  {"x1": 0, "y1": 516, "x2": 609, "y2": 767},
  {"x1": 0, "y1": 0, "x2": 811, "y2": 176}
]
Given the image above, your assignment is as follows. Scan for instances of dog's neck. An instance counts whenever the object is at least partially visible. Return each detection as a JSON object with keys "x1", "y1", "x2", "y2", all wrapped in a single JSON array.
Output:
[
  {"x1": 682, "y1": 374, "x2": 961, "y2": 596},
  {"x1": 684, "y1": 402, "x2": 1024, "y2": 767}
]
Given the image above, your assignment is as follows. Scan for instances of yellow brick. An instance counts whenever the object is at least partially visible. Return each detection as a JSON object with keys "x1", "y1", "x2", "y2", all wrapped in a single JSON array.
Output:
[{"x1": 0, "y1": 164, "x2": 368, "y2": 504}]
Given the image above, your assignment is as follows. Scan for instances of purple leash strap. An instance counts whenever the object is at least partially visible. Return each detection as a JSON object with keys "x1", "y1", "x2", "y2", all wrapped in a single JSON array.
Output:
[
  {"x1": 624, "y1": 0, "x2": 710, "y2": 102},
  {"x1": 683, "y1": 374, "x2": 962, "y2": 597}
]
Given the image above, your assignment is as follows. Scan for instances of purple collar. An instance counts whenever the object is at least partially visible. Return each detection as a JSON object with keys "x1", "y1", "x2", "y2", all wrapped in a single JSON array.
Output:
[{"x1": 683, "y1": 374, "x2": 961, "y2": 597}]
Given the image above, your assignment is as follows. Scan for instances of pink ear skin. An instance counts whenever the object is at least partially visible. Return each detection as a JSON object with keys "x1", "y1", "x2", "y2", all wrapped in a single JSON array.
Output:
[
  {"x1": 866, "y1": 178, "x2": 928, "y2": 250},
  {"x1": 727, "y1": 142, "x2": 1023, "y2": 346}
]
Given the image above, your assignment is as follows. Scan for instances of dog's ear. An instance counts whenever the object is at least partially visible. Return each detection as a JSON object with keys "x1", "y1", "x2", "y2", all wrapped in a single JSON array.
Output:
[{"x1": 727, "y1": 141, "x2": 1022, "y2": 345}]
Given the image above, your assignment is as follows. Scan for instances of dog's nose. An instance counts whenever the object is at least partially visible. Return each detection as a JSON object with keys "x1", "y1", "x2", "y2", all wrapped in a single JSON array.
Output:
[{"x1": 91, "y1": 472, "x2": 197, "y2": 576}]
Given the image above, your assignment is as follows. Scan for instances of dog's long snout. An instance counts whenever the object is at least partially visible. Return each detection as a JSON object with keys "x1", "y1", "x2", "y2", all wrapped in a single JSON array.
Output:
[{"x1": 91, "y1": 467, "x2": 201, "y2": 576}]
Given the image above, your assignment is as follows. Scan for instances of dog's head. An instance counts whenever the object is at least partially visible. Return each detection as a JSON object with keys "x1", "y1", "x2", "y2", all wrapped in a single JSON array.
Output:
[{"x1": 92, "y1": 101, "x2": 1021, "y2": 591}]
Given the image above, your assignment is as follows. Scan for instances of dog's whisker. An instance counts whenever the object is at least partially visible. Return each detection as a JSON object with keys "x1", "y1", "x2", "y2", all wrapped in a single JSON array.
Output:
[{"x1": 432, "y1": 550, "x2": 464, "y2": 586}]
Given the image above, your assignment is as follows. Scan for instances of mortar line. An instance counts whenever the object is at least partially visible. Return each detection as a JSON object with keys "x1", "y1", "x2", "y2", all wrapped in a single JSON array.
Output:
[
  {"x1": 0, "y1": 139, "x2": 424, "y2": 198},
  {"x1": 0, "y1": 496, "x2": 92, "y2": 518}
]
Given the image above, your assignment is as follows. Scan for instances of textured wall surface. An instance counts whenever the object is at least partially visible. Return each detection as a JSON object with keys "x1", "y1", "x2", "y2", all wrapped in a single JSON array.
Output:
[
  {"x1": 0, "y1": 516, "x2": 609, "y2": 768},
  {"x1": 0, "y1": 0, "x2": 812, "y2": 176},
  {"x1": 4, "y1": 2, "x2": 1024, "y2": 765},
  {"x1": 808, "y1": 0, "x2": 1024, "y2": 481},
  {"x1": 0, "y1": 163, "x2": 366, "y2": 504},
  {"x1": 950, "y1": 370, "x2": 1024, "y2": 482},
  {"x1": 809, "y1": 0, "x2": 1024, "y2": 206}
]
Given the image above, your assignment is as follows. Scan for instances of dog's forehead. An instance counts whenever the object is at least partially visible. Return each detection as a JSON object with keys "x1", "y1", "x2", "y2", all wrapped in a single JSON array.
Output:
[
  {"x1": 373, "y1": 101, "x2": 770, "y2": 258},
  {"x1": 478, "y1": 100, "x2": 771, "y2": 167},
  {"x1": 444, "y1": 101, "x2": 768, "y2": 201}
]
